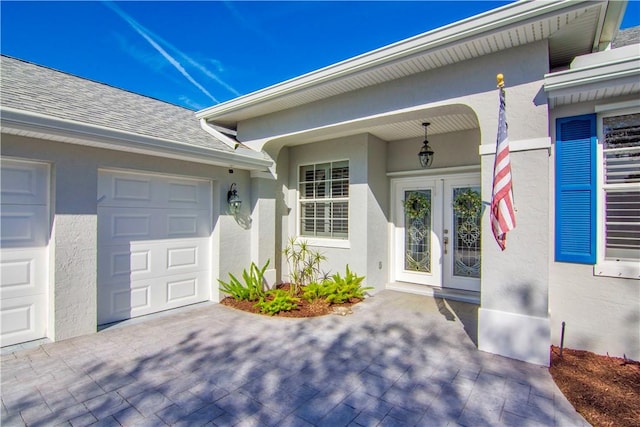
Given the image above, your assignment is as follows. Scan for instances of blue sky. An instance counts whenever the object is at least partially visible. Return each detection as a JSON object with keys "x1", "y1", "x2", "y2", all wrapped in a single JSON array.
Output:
[{"x1": 2, "y1": 1, "x2": 639, "y2": 111}]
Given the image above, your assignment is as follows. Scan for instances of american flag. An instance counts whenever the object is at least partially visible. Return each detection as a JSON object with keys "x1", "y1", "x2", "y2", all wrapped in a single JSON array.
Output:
[{"x1": 490, "y1": 83, "x2": 516, "y2": 250}]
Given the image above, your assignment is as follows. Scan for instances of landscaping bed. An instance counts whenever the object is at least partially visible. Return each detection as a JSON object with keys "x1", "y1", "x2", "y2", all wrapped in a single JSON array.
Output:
[
  {"x1": 550, "y1": 345, "x2": 640, "y2": 427},
  {"x1": 220, "y1": 283, "x2": 362, "y2": 318}
]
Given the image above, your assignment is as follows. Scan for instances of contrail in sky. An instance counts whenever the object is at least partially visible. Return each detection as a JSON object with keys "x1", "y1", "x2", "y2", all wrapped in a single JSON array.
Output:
[{"x1": 104, "y1": 1, "x2": 224, "y2": 103}]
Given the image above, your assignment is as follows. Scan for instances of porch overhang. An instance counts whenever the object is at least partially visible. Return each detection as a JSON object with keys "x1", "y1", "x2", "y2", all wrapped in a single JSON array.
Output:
[
  {"x1": 240, "y1": 103, "x2": 479, "y2": 154},
  {"x1": 197, "y1": 1, "x2": 624, "y2": 133}
]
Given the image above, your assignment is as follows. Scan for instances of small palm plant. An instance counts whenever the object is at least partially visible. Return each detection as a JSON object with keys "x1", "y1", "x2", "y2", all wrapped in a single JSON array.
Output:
[{"x1": 283, "y1": 238, "x2": 326, "y2": 294}]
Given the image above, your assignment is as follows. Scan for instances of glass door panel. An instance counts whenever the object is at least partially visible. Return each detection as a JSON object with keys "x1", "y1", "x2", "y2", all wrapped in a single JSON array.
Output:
[
  {"x1": 452, "y1": 187, "x2": 481, "y2": 278},
  {"x1": 393, "y1": 179, "x2": 442, "y2": 287},
  {"x1": 404, "y1": 190, "x2": 432, "y2": 273},
  {"x1": 444, "y1": 178, "x2": 481, "y2": 292}
]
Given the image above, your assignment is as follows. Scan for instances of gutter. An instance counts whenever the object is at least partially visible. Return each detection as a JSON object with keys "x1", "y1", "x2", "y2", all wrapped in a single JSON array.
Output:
[
  {"x1": 0, "y1": 107, "x2": 273, "y2": 171},
  {"x1": 199, "y1": 118, "x2": 240, "y2": 150},
  {"x1": 196, "y1": 0, "x2": 608, "y2": 120}
]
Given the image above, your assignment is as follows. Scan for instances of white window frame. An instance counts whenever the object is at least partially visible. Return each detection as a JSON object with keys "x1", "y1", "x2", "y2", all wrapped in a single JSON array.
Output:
[
  {"x1": 296, "y1": 160, "x2": 350, "y2": 248},
  {"x1": 595, "y1": 105, "x2": 640, "y2": 280}
]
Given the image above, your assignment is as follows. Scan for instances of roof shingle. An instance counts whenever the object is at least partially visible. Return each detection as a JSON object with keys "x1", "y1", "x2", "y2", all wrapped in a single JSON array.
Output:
[{"x1": 0, "y1": 55, "x2": 233, "y2": 152}]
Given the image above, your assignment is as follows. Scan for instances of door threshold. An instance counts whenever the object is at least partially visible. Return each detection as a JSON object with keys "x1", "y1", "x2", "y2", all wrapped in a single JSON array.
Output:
[{"x1": 387, "y1": 281, "x2": 480, "y2": 304}]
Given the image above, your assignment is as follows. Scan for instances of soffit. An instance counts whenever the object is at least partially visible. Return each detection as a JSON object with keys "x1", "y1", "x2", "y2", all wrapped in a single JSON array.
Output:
[
  {"x1": 201, "y1": 2, "x2": 606, "y2": 129},
  {"x1": 270, "y1": 104, "x2": 479, "y2": 146}
]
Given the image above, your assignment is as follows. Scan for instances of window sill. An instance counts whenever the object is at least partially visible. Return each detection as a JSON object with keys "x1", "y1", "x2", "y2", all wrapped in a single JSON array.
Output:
[
  {"x1": 594, "y1": 260, "x2": 640, "y2": 280},
  {"x1": 297, "y1": 237, "x2": 350, "y2": 249}
]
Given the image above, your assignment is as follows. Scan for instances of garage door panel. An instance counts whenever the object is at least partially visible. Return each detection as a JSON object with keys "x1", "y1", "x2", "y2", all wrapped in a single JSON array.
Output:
[
  {"x1": 98, "y1": 271, "x2": 208, "y2": 324},
  {"x1": 99, "y1": 239, "x2": 208, "y2": 284},
  {"x1": 0, "y1": 205, "x2": 49, "y2": 248},
  {"x1": 0, "y1": 248, "x2": 48, "y2": 299},
  {"x1": 1, "y1": 160, "x2": 49, "y2": 206},
  {"x1": 99, "y1": 171, "x2": 211, "y2": 209},
  {"x1": 1, "y1": 159, "x2": 49, "y2": 347},
  {"x1": 0, "y1": 294, "x2": 47, "y2": 346},
  {"x1": 98, "y1": 208, "x2": 210, "y2": 243},
  {"x1": 98, "y1": 170, "x2": 211, "y2": 325}
]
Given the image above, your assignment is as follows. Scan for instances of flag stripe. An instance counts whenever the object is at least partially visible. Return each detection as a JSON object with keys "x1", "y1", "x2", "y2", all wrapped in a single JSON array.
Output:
[{"x1": 490, "y1": 85, "x2": 516, "y2": 251}]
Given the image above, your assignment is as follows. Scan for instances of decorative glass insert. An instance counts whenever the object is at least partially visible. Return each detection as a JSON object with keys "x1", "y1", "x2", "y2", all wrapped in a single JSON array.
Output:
[
  {"x1": 602, "y1": 113, "x2": 640, "y2": 260},
  {"x1": 299, "y1": 161, "x2": 349, "y2": 239},
  {"x1": 404, "y1": 190, "x2": 431, "y2": 272},
  {"x1": 452, "y1": 186, "x2": 481, "y2": 278}
]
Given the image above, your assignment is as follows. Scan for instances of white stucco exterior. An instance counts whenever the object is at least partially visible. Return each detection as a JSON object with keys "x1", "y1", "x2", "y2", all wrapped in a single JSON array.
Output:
[
  {"x1": 2, "y1": 1, "x2": 637, "y2": 366},
  {"x1": 1, "y1": 134, "x2": 260, "y2": 341}
]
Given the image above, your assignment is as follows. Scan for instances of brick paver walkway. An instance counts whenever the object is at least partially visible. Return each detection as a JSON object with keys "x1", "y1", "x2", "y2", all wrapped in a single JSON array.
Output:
[{"x1": 1, "y1": 290, "x2": 589, "y2": 426}]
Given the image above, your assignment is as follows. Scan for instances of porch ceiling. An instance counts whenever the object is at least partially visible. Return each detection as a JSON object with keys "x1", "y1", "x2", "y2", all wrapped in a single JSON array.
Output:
[
  {"x1": 268, "y1": 104, "x2": 479, "y2": 146},
  {"x1": 197, "y1": 1, "x2": 615, "y2": 141}
]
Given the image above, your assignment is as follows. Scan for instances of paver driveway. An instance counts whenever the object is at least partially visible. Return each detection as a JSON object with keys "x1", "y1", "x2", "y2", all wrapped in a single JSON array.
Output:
[{"x1": 1, "y1": 290, "x2": 589, "y2": 426}]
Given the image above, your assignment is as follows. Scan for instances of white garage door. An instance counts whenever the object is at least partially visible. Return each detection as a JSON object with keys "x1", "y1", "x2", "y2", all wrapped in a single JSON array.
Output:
[
  {"x1": 97, "y1": 170, "x2": 212, "y2": 325},
  {"x1": 1, "y1": 159, "x2": 50, "y2": 347}
]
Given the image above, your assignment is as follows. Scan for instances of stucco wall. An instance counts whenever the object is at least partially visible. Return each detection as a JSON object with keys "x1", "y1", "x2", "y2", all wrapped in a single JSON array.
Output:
[
  {"x1": 1, "y1": 134, "x2": 253, "y2": 340},
  {"x1": 548, "y1": 100, "x2": 640, "y2": 360},
  {"x1": 286, "y1": 134, "x2": 387, "y2": 290},
  {"x1": 387, "y1": 129, "x2": 481, "y2": 172},
  {"x1": 366, "y1": 134, "x2": 390, "y2": 289}
]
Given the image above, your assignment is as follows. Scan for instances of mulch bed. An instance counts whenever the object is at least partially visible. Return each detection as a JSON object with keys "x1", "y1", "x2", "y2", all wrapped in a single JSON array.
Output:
[
  {"x1": 549, "y1": 345, "x2": 640, "y2": 427},
  {"x1": 220, "y1": 283, "x2": 362, "y2": 318}
]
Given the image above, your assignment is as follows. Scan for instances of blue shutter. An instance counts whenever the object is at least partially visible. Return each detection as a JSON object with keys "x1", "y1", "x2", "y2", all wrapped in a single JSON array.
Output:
[{"x1": 555, "y1": 114, "x2": 597, "y2": 264}]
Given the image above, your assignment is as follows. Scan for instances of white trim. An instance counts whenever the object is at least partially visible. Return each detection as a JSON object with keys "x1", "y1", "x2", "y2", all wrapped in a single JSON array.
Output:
[
  {"x1": 594, "y1": 260, "x2": 640, "y2": 280},
  {"x1": 479, "y1": 137, "x2": 551, "y2": 156},
  {"x1": 478, "y1": 308, "x2": 551, "y2": 366},
  {"x1": 295, "y1": 159, "x2": 351, "y2": 243},
  {"x1": 199, "y1": 118, "x2": 239, "y2": 150},
  {"x1": 1, "y1": 107, "x2": 272, "y2": 171},
  {"x1": 250, "y1": 170, "x2": 277, "y2": 180},
  {"x1": 595, "y1": 106, "x2": 640, "y2": 276},
  {"x1": 387, "y1": 165, "x2": 479, "y2": 178},
  {"x1": 595, "y1": 99, "x2": 640, "y2": 113},
  {"x1": 299, "y1": 237, "x2": 350, "y2": 249}
]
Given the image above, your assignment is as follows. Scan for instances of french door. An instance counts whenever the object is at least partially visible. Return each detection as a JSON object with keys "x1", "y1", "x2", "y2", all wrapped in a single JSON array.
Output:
[{"x1": 392, "y1": 173, "x2": 481, "y2": 292}]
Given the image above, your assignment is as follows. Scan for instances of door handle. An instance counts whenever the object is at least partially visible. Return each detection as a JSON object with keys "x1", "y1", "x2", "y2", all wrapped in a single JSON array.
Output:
[{"x1": 443, "y1": 236, "x2": 449, "y2": 254}]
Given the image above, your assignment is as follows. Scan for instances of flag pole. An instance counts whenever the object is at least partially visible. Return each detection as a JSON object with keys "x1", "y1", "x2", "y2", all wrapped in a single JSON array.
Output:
[{"x1": 496, "y1": 73, "x2": 514, "y2": 204}]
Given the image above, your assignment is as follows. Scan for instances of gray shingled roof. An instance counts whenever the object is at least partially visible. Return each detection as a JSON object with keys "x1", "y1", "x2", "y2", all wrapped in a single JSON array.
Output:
[
  {"x1": 612, "y1": 26, "x2": 640, "y2": 48},
  {"x1": 0, "y1": 55, "x2": 233, "y2": 152}
]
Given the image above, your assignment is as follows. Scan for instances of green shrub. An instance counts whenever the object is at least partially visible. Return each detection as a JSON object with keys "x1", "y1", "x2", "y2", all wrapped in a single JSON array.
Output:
[
  {"x1": 255, "y1": 289, "x2": 301, "y2": 315},
  {"x1": 324, "y1": 265, "x2": 373, "y2": 304},
  {"x1": 218, "y1": 259, "x2": 270, "y2": 301},
  {"x1": 301, "y1": 281, "x2": 332, "y2": 303}
]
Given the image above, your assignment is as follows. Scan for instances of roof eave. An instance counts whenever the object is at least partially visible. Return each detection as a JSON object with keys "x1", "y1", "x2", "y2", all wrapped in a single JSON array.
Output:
[
  {"x1": 196, "y1": 0, "x2": 611, "y2": 121},
  {"x1": 544, "y1": 45, "x2": 640, "y2": 107},
  {"x1": 0, "y1": 107, "x2": 273, "y2": 171}
]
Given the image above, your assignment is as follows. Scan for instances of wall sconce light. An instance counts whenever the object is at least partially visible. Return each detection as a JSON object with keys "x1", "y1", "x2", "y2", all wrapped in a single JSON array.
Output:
[
  {"x1": 227, "y1": 183, "x2": 242, "y2": 214},
  {"x1": 418, "y1": 122, "x2": 434, "y2": 168}
]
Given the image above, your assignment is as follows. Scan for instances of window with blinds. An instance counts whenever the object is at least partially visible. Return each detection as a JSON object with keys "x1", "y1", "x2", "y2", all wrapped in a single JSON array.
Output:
[
  {"x1": 299, "y1": 161, "x2": 349, "y2": 239},
  {"x1": 602, "y1": 113, "x2": 640, "y2": 260}
]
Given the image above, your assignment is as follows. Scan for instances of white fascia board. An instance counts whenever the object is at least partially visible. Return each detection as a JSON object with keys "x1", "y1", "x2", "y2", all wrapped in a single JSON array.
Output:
[
  {"x1": 196, "y1": 0, "x2": 603, "y2": 121},
  {"x1": 544, "y1": 51, "x2": 640, "y2": 96},
  {"x1": 0, "y1": 107, "x2": 273, "y2": 170}
]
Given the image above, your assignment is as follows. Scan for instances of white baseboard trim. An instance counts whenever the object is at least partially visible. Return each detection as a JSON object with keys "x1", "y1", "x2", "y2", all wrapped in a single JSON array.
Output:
[{"x1": 478, "y1": 307, "x2": 550, "y2": 366}]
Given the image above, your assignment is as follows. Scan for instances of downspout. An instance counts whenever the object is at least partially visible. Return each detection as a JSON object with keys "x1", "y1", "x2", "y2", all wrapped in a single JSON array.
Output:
[{"x1": 199, "y1": 118, "x2": 241, "y2": 150}]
